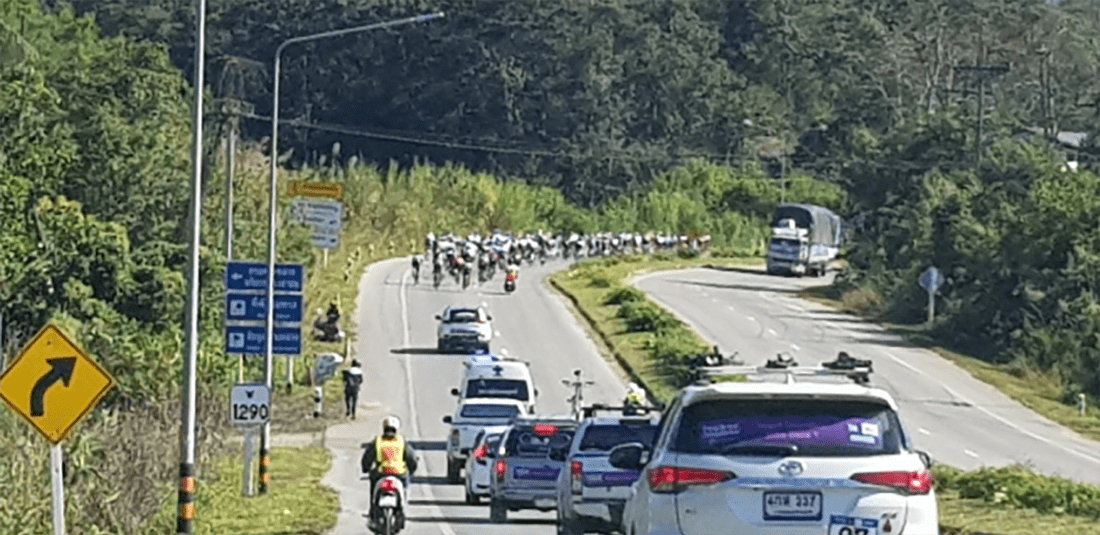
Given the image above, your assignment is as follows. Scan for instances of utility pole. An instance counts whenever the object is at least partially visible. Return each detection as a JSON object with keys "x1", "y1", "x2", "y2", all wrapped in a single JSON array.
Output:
[{"x1": 953, "y1": 26, "x2": 1009, "y2": 165}]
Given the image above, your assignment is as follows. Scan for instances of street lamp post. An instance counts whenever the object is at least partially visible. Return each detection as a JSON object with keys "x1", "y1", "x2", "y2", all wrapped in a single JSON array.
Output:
[{"x1": 259, "y1": 11, "x2": 444, "y2": 494}]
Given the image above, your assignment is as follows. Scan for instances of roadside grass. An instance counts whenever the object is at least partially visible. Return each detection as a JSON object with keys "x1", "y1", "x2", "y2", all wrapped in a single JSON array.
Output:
[
  {"x1": 553, "y1": 257, "x2": 1100, "y2": 535},
  {"x1": 549, "y1": 252, "x2": 760, "y2": 404},
  {"x1": 147, "y1": 447, "x2": 338, "y2": 535},
  {"x1": 797, "y1": 286, "x2": 1100, "y2": 444}
]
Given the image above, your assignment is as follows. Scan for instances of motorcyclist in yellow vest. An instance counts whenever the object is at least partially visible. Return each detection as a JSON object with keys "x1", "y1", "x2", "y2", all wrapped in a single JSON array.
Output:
[
  {"x1": 623, "y1": 383, "x2": 645, "y2": 415},
  {"x1": 361, "y1": 416, "x2": 418, "y2": 527}
]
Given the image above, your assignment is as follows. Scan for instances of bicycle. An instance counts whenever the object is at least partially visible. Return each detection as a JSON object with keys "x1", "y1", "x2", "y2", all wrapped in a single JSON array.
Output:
[{"x1": 561, "y1": 369, "x2": 595, "y2": 420}]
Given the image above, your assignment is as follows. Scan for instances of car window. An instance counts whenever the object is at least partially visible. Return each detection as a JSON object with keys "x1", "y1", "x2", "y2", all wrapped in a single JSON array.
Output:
[
  {"x1": 504, "y1": 425, "x2": 576, "y2": 457},
  {"x1": 578, "y1": 424, "x2": 659, "y2": 451},
  {"x1": 446, "y1": 310, "x2": 479, "y2": 323},
  {"x1": 672, "y1": 399, "x2": 902, "y2": 456},
  {"x1": 466, "y1": 379, "x2": 529, "y2": 401},
  {"x1": 461, "y1": 404, "x2": 521, "y2": 419}
]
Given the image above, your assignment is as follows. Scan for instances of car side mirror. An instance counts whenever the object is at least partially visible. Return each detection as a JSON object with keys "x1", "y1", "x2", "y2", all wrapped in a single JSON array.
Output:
[
  {"x1": 609, "y1": 442, "x2": 646, "y2": 471},
  {"x1": 442, "y1": 415, "x2": 452, "y2": 424},
  {"x1": 916, "y1": 450, "x2": 933, "y2": 469},
  {"x1": 435, "y1": 315, "x2": 442, "y2": 320},
  {"x1": 534, "y1": 388, "x2": 540, "y2": 397},
  {"x1": 487, "y1": 315, "x2": 493, "y2": 321},
  {"x1": 451, "y1": 388, "x2": 460, "y2": 396}
]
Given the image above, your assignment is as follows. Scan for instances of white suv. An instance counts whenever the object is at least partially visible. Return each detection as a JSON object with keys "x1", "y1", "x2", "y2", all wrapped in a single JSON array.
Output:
[
  {"x1": 436, "y1": 306, "x2": 493, "y2": 353},
  {"x1": 613, "y1": 362, "x2": 938, "y2": 535}
]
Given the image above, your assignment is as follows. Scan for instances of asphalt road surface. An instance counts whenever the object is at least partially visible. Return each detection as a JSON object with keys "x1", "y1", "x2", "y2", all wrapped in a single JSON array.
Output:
[
  {"x1": 323, "y1": 257, "x2": 629, "y2": 535},
  {"x1": 634, "y1": 267, "x2": 1100, "y2": 484}
]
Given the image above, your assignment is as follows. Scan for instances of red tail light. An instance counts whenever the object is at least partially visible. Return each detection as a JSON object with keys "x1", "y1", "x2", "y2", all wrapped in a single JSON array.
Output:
[
  {"x1": 646, "y1": 466, "x2": 734, "y2": 494},
  {"x1": 571, "y1": 461, "x2": 583, "y2": 495},
  {"x1": 533, "y1": 424, "x2": 558, "y2": 436},
  {"x1": 851, "y1": 470, "x2": 933, "y2": 495},
  {"x1": 473, "y1": 444, "x2": 489, "y2": 461},
  {"x1": 378, "y1": 479, "x2": 399, "y2": 494},
  {"x1": 494, "y1": 460, "x2": 507, "y2": 482}
]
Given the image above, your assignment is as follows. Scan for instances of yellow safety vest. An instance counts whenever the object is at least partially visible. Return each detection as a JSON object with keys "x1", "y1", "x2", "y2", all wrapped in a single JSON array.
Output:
[
  {"x1": 375, "y1": 436, "x2": 407, "y2": 475},
  {"x1": 625, "y1": 392, "x2": 644, "y2": 405}
]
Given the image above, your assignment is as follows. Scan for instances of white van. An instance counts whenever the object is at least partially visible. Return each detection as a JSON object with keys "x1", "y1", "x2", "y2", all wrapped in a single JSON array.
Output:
[{"x1": 451, "y1": 354, "x2": 538, "y2": 414}]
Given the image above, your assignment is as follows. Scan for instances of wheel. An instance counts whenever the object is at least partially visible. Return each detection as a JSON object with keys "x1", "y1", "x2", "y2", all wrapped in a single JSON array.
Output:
[
  {"x1": 465, "y1": 486, "x2": 479, "y2": 505},
  {"x1": 437, "y1": 339, "x2": 447, "y2": 353},
  {"x1": 489, "y1": 497, "x2": 507, "y2": 523},
  {"x1": 381, "y1": 508, "x2": 395, "y2": 535},
  {"x1": 446, "y1": 458, "x2": 462, "y2": 483},
  {"x1": 557, "y1": 506, "x2": 584, "y2": 535}
]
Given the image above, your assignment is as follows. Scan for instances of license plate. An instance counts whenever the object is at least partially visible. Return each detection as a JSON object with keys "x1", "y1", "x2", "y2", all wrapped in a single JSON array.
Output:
[
  {"x1": 828, "y1": 515, "x2": 879, "y2": 535},
  {"x1": 762, "y1": 491, "x2": 821, "y2": 520},
  {"x1": 377, "y1": 495, "x2": 397, "y2": 507},
  {"x1": 534, "y1": 498, "x2": 556, "y2": 509}
]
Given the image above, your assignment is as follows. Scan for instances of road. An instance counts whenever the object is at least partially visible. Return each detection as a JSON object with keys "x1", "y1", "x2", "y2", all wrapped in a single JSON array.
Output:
[
  {"x1": 323, "y1": 257, "x2": 629, "y2": 535},
  {"x1": 634, "y1": 267, "x2": 1100, "y2": 484}
]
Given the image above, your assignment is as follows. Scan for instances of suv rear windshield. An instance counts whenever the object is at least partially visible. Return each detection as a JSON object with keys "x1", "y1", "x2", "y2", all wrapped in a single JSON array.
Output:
[
  {"x1": 466, "y1": 379, "x2": 529, "y2": 401},
  {"x1": 461, "y1": 404, "x2": 521, "y2": 419},
  {"x1": 504, "y1": 425, "x2": 576, "y2": 457},
  {"x1": 673, "y1": 399, "x2": 903, "y2": 456},
  {"x1": 578, "y1": 424, "x2": 659, "y2": 452},
  {"x1": 446, "y1": 310, "x2": 480, "y2": 323}
]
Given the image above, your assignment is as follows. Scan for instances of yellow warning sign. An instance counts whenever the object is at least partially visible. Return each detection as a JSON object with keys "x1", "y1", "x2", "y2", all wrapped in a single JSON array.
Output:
[
  {"x1": 0, "y1": 324, "x2": 115, "y2": 444},
  {"x1": 288, "y1": 180, "x2": 343, "y2": 200}
]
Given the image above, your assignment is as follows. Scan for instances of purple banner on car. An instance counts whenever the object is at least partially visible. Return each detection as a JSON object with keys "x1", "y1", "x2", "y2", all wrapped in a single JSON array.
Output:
[
  {"x1": 584, "y1": 470, "x2": 641, "y2": 487},
  {"x1": 513, "y1": 466, "x2": 560, "y2": 481},
  {"x1": 700, "y1": 416, "x2": 883, "y2": 449}
]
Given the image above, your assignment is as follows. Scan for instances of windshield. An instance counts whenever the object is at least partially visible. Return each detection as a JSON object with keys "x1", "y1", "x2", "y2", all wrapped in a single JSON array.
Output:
[
  {"x1": 466, "y1": 379, "x2": 530, "y2": 401},
  {"x1": 578, "y1": 424, "x2": 659, "y2": 452},
  {"x1": 461, "y1": 404, "x2": 521, "y2": 419},
  {"x1": 504, "y1": 425, "x2": 577, "y2": 457},
  {"x1": 446, "y1": 310, "x2": 480, "y2": 323},
  {"x1": 673, "y1": 399, "x2": 903, "y2": 456}
]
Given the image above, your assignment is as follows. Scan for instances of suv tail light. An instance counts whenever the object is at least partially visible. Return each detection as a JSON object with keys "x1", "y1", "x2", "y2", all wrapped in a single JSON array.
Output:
[
  {"x1": 378, "y1": 479, "x2": 399, "y2": 494},
  {"x1": 571, "y1": 461, "x2": 583, "y2": 495},
  {"x1": 533, "y1": 424, "x2": 558, "y2": 436},
  {"x1": 647, "y1": 466, "x2": 734, "y2": 494},
  {"x1": 494, "y1": 460, "x2": 507, "y2": 483},
  {"x1": 851, "y1": 470, "x2": 933, "y2": 495},
  {"x1": 473, "y1": 444, "x2": 489, "y2": 462}
]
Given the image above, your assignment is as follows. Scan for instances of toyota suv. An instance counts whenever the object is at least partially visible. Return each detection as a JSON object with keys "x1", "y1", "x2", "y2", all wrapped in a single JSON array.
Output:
[
  {"x1": 436, "y1": 306, "x2": 493, "y2": 353},
  {"x1": 442, "y1": 398, "x2": 525, "y2": 483},
  {"x1": 612, "y1": 361, "x2": 938, "y2": 535},
  {"x1": 555, "y1": 406, "x2": 661, "y2": 535},
  {"x1": 489, "y1": 416, "x2": 579, "y2": 523}
]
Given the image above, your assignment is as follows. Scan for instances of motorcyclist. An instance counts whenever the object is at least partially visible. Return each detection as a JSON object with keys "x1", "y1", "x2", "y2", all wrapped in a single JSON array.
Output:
[
  {"x1": 361, "y1": 416, "x2": 419, "y2": 528},
  {"x1": 411, "y1": 255, "x2": 421, "y2": 284},
  {"x1": 326, "y1": 301, "x2": 341, "y2": 326},
  {"x1": 623, "y1": 383, "x2": 645, "y2": 415}
]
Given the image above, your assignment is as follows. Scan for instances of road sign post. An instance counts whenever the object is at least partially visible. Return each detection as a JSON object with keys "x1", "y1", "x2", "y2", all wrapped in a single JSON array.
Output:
[
  {"x1": 0, "y1": 324, "x2": 116, "y2": 535},
  {"x1": 230, "y1": 383, "x2": 270, "y2": 497},
  {"x1": 918, "y1": 266, "x2": 945, "y2": 327}
]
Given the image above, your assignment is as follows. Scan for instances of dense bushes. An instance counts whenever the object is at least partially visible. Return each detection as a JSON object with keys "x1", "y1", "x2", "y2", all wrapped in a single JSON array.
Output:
[{"x1": 934, "y1": 464, "x2": 1100, "y2": 519}]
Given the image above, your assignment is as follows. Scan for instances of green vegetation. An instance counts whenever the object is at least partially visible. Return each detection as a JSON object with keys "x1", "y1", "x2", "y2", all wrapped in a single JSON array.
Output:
[
  {"x1": 553, "y1": 256, "x2": 1100, "y2": 535},
  {"x1": 145, "y1": 447, "x2": 338, "y2": 535}
]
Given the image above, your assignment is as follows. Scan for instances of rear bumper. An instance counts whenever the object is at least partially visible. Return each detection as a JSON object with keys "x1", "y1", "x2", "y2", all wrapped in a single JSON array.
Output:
[{"x1": 497, "y1": 488, "x2": 558, "y2": 510}]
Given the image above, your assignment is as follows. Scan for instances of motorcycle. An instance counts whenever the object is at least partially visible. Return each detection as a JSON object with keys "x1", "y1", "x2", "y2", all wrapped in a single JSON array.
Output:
[
  {"x1": 504, "y1": 271, "x2": 517, "y2": 293},
  {"x1": 368, "y1": 476, "x2": 407, "y2": 535}
]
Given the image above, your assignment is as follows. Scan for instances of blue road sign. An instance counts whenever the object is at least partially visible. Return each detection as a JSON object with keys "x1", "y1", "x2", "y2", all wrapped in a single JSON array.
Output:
[
  {"x1": 225, "y1": 325, "x2": 302, "y2": 355},
  {"x1": 225, "y1": 293, "x2": 303, "y2": 323},
  {"x1": 225, "y1": 262, "x2": 304, "y2": 293},
  {"x1": 919, "y1": 266, "x2": 945, "y2": 293}
]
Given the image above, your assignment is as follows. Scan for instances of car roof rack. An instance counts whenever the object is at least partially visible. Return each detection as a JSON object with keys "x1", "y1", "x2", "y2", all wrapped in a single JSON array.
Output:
[
  {"x1": 687, "y1": 351, "x2": 873, "y2": 386},
  {"x1": 580, "y1": 403, "x2": 664, "y2": 419}
]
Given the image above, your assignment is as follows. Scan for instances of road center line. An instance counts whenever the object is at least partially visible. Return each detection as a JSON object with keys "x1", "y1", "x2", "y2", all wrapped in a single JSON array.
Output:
[
  {"x1": 918, "y1": 428, "x2": 931, "y2": 435},
  {"x1": 964, "y1": 449, "x2": 980, "y2": 458},
  {"x1": 881, "y1": 351, "x2": 1100, "y2": 464},
  {"x1": 399, "y1": 267, "x2": 459, "y2": 535}
]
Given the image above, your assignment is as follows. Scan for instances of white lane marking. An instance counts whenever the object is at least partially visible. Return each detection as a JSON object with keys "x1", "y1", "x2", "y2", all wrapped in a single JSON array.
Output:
[
  {"x1": 785, "y1": 303, "x2": 803, "y2": 312},
  {"x1": 746, "y1": 316, "x2": 757, "y2": 322},
  {"x1": 767, "y1": 328, "x2": 777, "y2": 336},
  {"x1": 710, "y1": 297, "x2": 719, "y2": 303},
  {"x1": 790, "y1": 344, "x2": 800, "y2": 351},
  {"x1": 399, "y1": 269, "x2": 459, "y2": 535},
  {"x1": 918, "y1": 428, "x2": 931, "y2": 435},
  {"x1": 882, "y1": 351, "x2": 1100, "y2": 464},
  {"x1": 494, "y1": 330, "x2": 501, "y2": 337},
  {"x1": 964, "y1": 449, "x2": 980, "y2": 458},
  {"x1": 727, "y1": 305, "x2": 736, "y2": 312}
]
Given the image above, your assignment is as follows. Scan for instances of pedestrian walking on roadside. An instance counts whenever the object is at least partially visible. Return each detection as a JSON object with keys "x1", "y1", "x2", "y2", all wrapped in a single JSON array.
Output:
[{"x1": 342, "y1": 360, "x2": 363, "y2": 419}]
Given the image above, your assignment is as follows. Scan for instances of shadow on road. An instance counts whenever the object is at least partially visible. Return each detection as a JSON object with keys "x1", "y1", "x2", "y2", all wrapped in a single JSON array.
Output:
[
  {"x1": 408, "y1": 516, "x2": 555, "y2": 525},
  {"x1": 409, "y1": 498, "x2": 474, "y2": 507},
  {"x1": 703, "y1": 265, "x2": 767, "y2": 275},
  {"x1": 665, "y1": 278, "x2": 806, "y2": 295},
  {"x1": 407, "y1": 440, "x2": 449, "y2": 451},
  {"x1": 390, "y1": 347, "x2": 442, "y2": 355},
  {"x1": 411, "y1": 474, "x2": 452, "y2": 485}
]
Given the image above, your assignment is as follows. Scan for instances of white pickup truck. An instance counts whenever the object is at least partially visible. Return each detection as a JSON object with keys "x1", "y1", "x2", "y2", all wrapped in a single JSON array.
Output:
[{"x1": 443, "y1": 397, "x2": 526, "y2": 483}]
